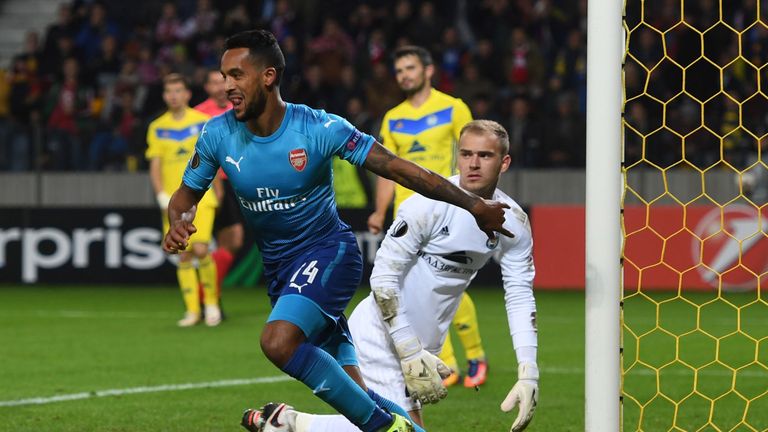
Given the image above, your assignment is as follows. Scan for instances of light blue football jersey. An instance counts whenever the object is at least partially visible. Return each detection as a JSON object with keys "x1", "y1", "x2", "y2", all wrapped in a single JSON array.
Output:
[{"x1": 183, "y1": 103, "x2": 375, "y2": 263}]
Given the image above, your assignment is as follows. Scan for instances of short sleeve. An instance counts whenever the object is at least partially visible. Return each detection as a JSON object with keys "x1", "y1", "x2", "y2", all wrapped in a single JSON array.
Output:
[
  {"x1": 452, "y1": 98, "x2": 473, "y2": 141},
  {"x1": 145, "y1": 123, "x2": 163, "y2": 159},
  {"x1": 320, "y1": 112, "x2": 376, "y2": 166},
  {"x1": 182, "y1": 122, "x2": 219, "y2": 192}
]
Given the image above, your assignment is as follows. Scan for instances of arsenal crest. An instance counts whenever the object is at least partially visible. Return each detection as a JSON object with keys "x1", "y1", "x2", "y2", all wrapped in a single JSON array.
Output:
[{"x1": 289, "y1": 149, "x2": 308, "y2": 172}]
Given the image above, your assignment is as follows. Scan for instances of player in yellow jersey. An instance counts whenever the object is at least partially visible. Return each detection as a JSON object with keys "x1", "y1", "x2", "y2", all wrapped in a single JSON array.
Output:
[
  {"x1": 367, "y1": 46, "x2": 489, "y2": 388},
  {"x1": 146, "y1": 73, "x2": 221, "y2": 327}
]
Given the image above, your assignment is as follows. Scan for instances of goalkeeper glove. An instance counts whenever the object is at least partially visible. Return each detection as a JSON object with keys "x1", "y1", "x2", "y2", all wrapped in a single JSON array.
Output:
[
  {"x1": 395, "y1": 337, "x2": 452, "y2": 405},
  {"x1": 156, "y1": 192, "x2": 171, "y2": 209},
  {"x1": 501, "y1": 362, "x2": 539, "y2": 432}
]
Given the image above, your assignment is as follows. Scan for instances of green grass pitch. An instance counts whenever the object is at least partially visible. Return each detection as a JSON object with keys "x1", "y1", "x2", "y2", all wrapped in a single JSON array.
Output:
[{"x1": 0, "y1": 285, "x2": 765, "y2": 431}]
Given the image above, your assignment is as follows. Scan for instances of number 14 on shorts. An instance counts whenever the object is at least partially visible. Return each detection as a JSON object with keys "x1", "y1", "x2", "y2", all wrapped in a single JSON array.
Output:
[{"x1": 289, "y1": 260, "x2": 318, "y2": 293}]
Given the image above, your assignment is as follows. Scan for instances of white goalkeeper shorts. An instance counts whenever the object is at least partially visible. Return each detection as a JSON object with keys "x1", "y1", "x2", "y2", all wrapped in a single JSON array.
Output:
[{"x1": 349, "y1": 296, "x2": 421, "y2": 412}]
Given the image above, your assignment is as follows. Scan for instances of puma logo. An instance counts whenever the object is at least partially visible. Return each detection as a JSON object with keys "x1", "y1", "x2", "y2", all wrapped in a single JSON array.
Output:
[
  {"x1": 289, "y1": 282, "x2": 308, "y2": 293},
  {"x1": 323, "y1": 119, "x2": 337, "y2": 128},
  {"x1": 225, "y1": 155, "x2": 243, "y2": 172}
]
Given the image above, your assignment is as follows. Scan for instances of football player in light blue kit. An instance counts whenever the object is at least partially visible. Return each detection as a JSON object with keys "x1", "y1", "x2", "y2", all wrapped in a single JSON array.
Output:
[{"x1": 163, "y1": 30, "x2": 512, "y2": 432}]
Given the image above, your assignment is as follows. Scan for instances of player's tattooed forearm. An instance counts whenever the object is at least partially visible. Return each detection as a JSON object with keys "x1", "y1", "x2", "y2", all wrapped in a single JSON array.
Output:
[
  {"x1": 365, "y1": 142, "x2": 477, "y2": 210},
  {"x1": 424, "y1": 178, "x2": 476, "y2": 209},
  {"x1": 364, "y1": 143, "x2": 397, "y2": 173}
]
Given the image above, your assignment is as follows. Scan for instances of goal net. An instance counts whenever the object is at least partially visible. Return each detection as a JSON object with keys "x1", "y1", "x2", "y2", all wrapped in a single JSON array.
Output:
[{"x1": 622, "y1": 1, "x2": 768, "y2": 430}]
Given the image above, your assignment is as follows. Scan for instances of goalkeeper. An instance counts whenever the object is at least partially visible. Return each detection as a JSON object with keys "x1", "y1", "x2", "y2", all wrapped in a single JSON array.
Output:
[
  {"x1": 252, "y1": 120, "x2": 538, "y2": 432},
  {"x1": 368, "y1": 45, "x2": 489, "y2": 389}
]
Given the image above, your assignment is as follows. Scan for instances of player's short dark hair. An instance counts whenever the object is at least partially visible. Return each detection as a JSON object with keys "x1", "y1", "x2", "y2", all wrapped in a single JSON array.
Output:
[
  {"x1": 225, "y1": 29, "x2": 286, "y2": 85},
  {"x1": 460, "y1": 120, "x2": 510, "y2": 155},
  {"x1": 163, "y1": 73, "x2": 191, "y2": 90},
  {"x1": 393, "y1": 45, "x2": 433, "y2": 67}
]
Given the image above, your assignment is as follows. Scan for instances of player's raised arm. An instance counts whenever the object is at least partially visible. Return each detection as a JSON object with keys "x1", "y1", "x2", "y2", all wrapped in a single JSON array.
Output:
[{"x1": 363, "y1": 142, "x2": 513, "y2": 239}]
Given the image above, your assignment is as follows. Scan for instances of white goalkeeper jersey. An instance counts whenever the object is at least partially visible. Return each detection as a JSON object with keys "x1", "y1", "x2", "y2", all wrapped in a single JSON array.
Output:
[{"x1": 365, "y1": 177, "x2": 537, "y2": 355}]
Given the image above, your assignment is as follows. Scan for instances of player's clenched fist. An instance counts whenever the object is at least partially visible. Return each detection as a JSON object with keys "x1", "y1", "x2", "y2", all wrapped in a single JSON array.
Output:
[{"x1": 162, "y1": 206, "x2": 198, "y2": 254}]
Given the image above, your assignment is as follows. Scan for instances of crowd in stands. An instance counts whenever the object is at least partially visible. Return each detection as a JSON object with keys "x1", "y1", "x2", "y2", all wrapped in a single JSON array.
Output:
[
  {"x1": 0, "y1": 0, "x2": 759, "y2": 173},
  {"x1": 624, "y1": 0, "x2": 766, "y2": 171}
]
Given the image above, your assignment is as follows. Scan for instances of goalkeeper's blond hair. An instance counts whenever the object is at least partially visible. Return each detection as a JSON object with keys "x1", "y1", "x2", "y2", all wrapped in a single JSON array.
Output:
[{"x1": 459, "y1": 120, "x2": 510, "y2": 154}]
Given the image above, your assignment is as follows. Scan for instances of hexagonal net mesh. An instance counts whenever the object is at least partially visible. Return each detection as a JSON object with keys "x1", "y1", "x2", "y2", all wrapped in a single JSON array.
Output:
[{"x1": 622, "y1": 1, "x2": 768, "y2": 431}]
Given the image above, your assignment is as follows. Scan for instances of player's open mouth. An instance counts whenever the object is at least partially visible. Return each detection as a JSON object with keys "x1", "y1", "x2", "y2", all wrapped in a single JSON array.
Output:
[{"x1": 229, "y1": 96, "x2": 244, "y2": 108}]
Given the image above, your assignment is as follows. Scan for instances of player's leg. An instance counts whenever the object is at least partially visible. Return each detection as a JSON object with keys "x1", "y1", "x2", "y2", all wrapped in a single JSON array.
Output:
[
  {"x1": 452, "y1": 293, "x2": 488, "y2": 387},
  {"x1": 438, "y1": 335, "x2": 460, "y2": 386},
  {"x1": 189, "y1": 206, "x2": 221, "y2": 326},
  {"x1": 211, "y1": 180, "x2": 244, "y2": 294},
  {"x1": 260, "y1": 318, "x2": 400, "y2": 432},
  {"x1": 326, "y1": 323, "x2": 424, "y2": 430},
  {"x1": 243, "y1": 310, "x2": 424, "y2": 432},
  {"x1": 165, "y1": 216, "x2": 201, "y2": 327},
  {"x1": 257, "y1": 238, "x2": 408, "y2": 432},
  {"x1": 176, "y1": 250, "x2": 201, "y2": 327}
]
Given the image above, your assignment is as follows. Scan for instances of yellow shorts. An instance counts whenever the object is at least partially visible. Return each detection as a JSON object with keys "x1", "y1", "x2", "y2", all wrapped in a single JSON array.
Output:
[{"x1": 162, "y1": 204, "x2": 216, "y2": 248}]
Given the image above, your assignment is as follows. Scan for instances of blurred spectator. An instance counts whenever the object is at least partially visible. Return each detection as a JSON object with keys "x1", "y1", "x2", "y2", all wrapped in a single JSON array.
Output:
[
  {"x1": 471, "y1": 39, "x2": 505, "y2": 85},
  {"x1": 41, "y1": 35, "x2": 80, "y2": 80},
  {"x1": 89, "y1": 90, "x2": 138, "y2": 170},
  {"x1": 365, "y1": 29, "x2": 388, "y2": 68},
  {"x1": 87, "y1": 35, "x2": 121, "y2": 87},
  {"x1": 292, "y1": 64, "x2": 332, "y2": 110},
  {"x1": 506, "y1": 95, "x2": 542, "y2": 167},
  {"x1": 75, "y1": 2, "x2": 120, "y2": 61},
  {"x1": 0, "y1": 69, "x2": 10, "y2": 170},
  {"x1": 437, "y1": 27, "x2": 463, "y2": 84},
  {"x1": 268, "y1": 0, "x2": 297, "y2": 43},
  {"x1": 469, "y1": 93, "x2": 501, "y2": 124},
  {"x1": 155, "y1": 2, "x2": 183, "y2": 46},
  {"x1": 541, "y1": 92, "x2": 585, "y2": 167},
  {"x1": 221, "y1": 2, "x2": 251, "y2": 36},
  {"x1": 7, "y1": 44, "x2": 44, "y2": 171},
  {"x1": 411, "y1": 2, "x2": 442, "y2": 52},
  {"x1": 346, "y1": 95, "x2": 376, "y2": 135},
  {"x1": 329, "y1": 65, "x2": 364, "y2": 117},
  {"x1": 308, "y1": 18, "x2": 356, "y2": 85},
  {"x1": 44, "y1": 57, "x2": 90, "y2": 170},
  {"x1": 454, "y1": 63, "x2": 495, "y2": 106},
  {"x1": 348, "y1": 4, "x2": 377, "y2": 55},
  {"x1": 364, "y1": 62, "x2": 401, "y2": 118},
  {"x1": 387, "y1": 0, "x2": 415, "y2": 46},
  {"x1": 506, "y1": 27, "x2": 545, "y2": 95},
  {"x1": 15, "y1": 32, "x2": 43, "y2": 78},
  {"x1": 551, "y1": 28, "x2": 586, "y2": 112},
  {"x1": 179, "y1": 0, "x2": 219, "y2": 40},
  {"x1": 42, "y1": 4, "x2": 77, "y2": 67}
]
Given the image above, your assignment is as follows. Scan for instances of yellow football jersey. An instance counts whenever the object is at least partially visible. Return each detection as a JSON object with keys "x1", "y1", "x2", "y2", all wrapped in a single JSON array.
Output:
[
  {"x1": 145, "y1": 107, "x2": 217, "y2": 208},
  {"x1": 380, "y1": 89, "x2": 473, "y2": 212}
]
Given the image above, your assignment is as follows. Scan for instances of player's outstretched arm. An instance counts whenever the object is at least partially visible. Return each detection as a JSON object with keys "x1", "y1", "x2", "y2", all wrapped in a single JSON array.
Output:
[
  {"x1": 363, "y1": 142, "x2": 513, "y2": 238},
  {"x1": 163, "y1": 184, "x2": 206, "y2": 254}
]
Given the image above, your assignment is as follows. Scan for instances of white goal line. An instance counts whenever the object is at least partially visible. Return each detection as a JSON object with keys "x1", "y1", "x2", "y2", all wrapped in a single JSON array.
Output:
[
  {"x1": 0, "y1": 375, "x2": 293, "y2": 408},
  {"x1": 2, "y1": 366, "x2": 759, "y2": 408}
]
